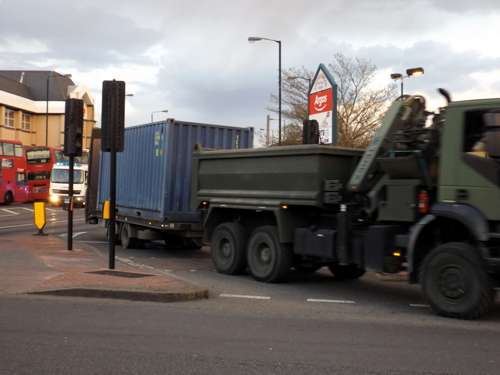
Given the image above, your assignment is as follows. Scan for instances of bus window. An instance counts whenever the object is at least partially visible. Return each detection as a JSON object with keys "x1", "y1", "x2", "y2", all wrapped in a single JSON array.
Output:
[{"x1": 3, "y1": 142, "x2": 14, "y2": 156}]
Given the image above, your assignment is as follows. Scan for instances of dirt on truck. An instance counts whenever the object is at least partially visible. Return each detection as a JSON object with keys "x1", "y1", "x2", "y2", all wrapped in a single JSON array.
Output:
[{"x1": 192, "y1": 90, "x2": 500, "y2": 319}]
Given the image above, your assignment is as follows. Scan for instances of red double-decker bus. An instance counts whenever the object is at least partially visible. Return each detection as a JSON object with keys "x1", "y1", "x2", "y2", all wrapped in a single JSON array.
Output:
[
  {"x1": 0, "y1": 139, "x2": 28, "y2": 205},
  {"x1": 26, "y1": 146, "x2": 64, "y2": 202},
  {"x1": 25, "y1": 146, "x2": 88, "y2": 202}
]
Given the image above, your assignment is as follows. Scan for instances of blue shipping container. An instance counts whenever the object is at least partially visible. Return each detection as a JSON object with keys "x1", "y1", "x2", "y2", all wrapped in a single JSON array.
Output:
[{"x1": 97, "y1": 120, "x2": 253, "y2": 223}]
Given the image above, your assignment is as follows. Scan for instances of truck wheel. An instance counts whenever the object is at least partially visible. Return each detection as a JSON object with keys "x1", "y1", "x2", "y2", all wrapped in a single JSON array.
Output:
[
  {"x1": 106, "y1": 224, "x2": 121, "y2": 245},
  {"x1": 420, "y1": 243, "x2": 494, "y2": 319},
  {"x1": 247, "y1": 226, "x2": 292, "y2": 283},
  {"x1": 4, "y1": 191, "x2": 13, "y2": 206},
  {"x1": 328, "y1": 263, "x2": 365, "y2": 280},
  {"x1": 211, "y1": 223, "x2": 247, "y2": 275},
  {"x1": 120, "y1": 223, "x2": 138, "y2": 249}
]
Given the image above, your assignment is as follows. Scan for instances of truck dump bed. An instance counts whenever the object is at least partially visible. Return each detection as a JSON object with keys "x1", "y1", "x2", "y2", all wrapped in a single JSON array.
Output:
[{"x1": 192, "y1": 144, "x2": 364, "y2": 209}]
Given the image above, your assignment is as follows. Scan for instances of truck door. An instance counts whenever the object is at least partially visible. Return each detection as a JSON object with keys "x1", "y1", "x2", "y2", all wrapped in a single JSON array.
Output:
[{"x1": 457, "y1": 109, "x2": 500, "y2": 220}]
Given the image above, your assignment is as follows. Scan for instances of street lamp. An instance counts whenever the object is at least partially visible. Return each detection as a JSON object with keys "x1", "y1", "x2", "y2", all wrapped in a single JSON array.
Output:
[
  {"x1": 248, "y1": 36, "x2": 282, "y2": 146},
  {"x1": 390, "y1": 67, "x2": 424, "y2": 97},
  {"x1": 151, "y1": 110, "x2": 168, "y2": 123},
  {"x1": 46, "y1": 72, "x2": 72, "y2": 146}
]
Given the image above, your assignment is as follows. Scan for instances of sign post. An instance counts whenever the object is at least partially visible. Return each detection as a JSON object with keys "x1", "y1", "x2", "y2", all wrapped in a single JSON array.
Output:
[
  {"x1": 308, "y1": 64, "x2": 338, "y2": 145},
  {"x1": 62, "y1": 98, "x2": 84, "y2": 250}
]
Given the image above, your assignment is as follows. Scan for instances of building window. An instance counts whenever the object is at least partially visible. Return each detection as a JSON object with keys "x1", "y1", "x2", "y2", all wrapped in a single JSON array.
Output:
[
  {"x1": 22, "y1": 113, "x2": 31, "y2": 130},
  {"x1": 5, "y1": 109, "x2": 14, "y2": 127}
]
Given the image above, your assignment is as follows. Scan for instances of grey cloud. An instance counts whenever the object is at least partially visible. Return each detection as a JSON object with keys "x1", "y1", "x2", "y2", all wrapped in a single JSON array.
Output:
[
  {"x1": 0, "y1": 1, "x2": 162, "y2": 70},
  {"x1": 355, "y1": 40, "x2": 500, "y2": 92}
]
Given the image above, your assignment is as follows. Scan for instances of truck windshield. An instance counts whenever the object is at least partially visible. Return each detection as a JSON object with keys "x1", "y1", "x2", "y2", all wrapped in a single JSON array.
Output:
[{"x1": 51, "y1": 169, "x2": 85, "y2": 184}]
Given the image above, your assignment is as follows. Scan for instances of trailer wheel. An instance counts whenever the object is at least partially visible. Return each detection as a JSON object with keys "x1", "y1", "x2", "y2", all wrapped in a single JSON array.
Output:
[
  {"x1": 247, "y1": 226, "x2": 292, "y2": 283},
  {"x1": 420, "y1": 243, "x2": 494, "y2": 319},
  {"x1": 120, "y1": 223, "x2": 138, "y2": 249},
  {"x1": 211, "y1": 223, "x2": 247, "y2": 275},
  {"x1": 328, "y1": 263, "x2": 365, "y2": 280},
  {"x1": 106, "y1": 225, "x2": 121, "y2": 245},
  {"x1": 3, "y1": 191, "x2": 13, "y2": 206}
]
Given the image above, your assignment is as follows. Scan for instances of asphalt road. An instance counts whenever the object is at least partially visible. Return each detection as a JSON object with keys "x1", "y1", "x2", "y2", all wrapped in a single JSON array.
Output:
[
  {"x1": 2, "y1": 203, "x2": 500, "y2": 374},
  {"x1": 1, "y1": 203, "x2": 499, "y2": 321},
  {"x1": 1, "y1": 293, "x2": 500, "y2": 375}
]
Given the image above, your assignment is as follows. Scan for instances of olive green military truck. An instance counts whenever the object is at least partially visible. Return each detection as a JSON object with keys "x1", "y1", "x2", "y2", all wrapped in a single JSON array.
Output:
[{"x1": 191, "y1": 90, "x2": 500, "y2": 319}]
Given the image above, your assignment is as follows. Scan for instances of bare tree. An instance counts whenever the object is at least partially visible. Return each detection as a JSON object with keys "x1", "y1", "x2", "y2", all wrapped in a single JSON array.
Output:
[
  {"x1": 267, "y1": 53, "x2": 398, "y2": 148},
  {"x1": 257, "y1": 122, "x2": 303, "y2": 147}
]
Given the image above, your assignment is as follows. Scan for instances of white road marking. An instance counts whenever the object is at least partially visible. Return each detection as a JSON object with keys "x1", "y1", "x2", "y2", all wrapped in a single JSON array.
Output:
[
  {"x1": 0, "y1": 216, "x2": 85, "y2": 229},
  {"x1": 116, "y1": 256, "x2": 155, "y2": 270},
  {"x1": 0, "y1": 223, "x2": 34, "y2": 229},
  {"x1": 58, "y1": 231, "x2": 87, "y2": 238},
  {"x1": 220, "y1": 294, "x2": 271, "y2": 300},
  {"x1": 307, "y1": 299, "x2": 355, "y2": 304},
  {"x1": 410, "y1": 304, "x2": 430, "y2": 308},
  {"x1": 0, "y1": 208, "x2": 19, "y2": 215}
]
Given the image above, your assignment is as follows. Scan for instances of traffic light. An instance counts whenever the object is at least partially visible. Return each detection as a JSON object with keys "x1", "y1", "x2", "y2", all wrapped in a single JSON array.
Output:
[
  {"x1": 303, "y1": 119, "x2": 319, "y2": 144},
  {"x1": 63, "y1": 98, "x2": 84, "y2": 156},
  {"x1": 101, "y1": 80, "x2": 126, "y2": 152}
]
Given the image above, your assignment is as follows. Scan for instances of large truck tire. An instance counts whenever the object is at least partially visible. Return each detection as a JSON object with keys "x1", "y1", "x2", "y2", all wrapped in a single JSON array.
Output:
[
  {"x1": 420, "y1": 242, "x2": 495, "y2": 319},
  {"x1": 211, "y1": 223, "x2": 247, "y2": 275},
  {"x1": 106, "y1": 224, "x2": 121, "y2": 245},
  {"x1": 328, "y1": 263, "x2": 365, "y2": 280},
  {"x1": 247, "y1": 226, "x2": 292, "y2": 283},
  {"x1": 120, "y1": 223, "x2": 138, "y2": 249}
]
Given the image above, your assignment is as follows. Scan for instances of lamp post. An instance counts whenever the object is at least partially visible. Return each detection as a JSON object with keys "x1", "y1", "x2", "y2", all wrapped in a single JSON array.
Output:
[
  {"x1": 151, "y1": 110, "x2": 168, "y2": 123},
  {"x1": 390, "y1": 67, "x2": 424, "y2": 97},
  {"x1": 265, "y1": 115, "x2": 275, "y2": 147},
  {"x1": 46, "y1": 72, "x2": 71, "y2": 146},
  {"x1": 248, "y1": 36, "x2": 282, "y2": 146}
]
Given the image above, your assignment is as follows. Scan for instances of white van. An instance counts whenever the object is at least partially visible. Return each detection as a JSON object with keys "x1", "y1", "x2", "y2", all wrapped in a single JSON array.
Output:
[{"x1": 49, "y1": 162, "x2": 88, "y2": 207}]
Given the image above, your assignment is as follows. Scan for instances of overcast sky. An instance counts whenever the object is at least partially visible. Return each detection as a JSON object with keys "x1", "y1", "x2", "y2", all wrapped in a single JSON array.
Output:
[{"x1": 1, "y1": 0, "x2": 499, "y2": 136}]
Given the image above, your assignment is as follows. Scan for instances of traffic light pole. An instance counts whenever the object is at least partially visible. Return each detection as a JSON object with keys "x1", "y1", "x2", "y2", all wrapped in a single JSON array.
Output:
[
  {"x1": 67, "y1": 154, "x2": 74, "y2": 251},
  {"x1": 63, "y1": 98, "x2": 84, "y2": 251}
]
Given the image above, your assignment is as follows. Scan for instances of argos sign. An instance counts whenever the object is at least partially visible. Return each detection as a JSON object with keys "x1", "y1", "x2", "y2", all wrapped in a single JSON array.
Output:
[
  {"x1": 307, "y1": 64, "x2": 337, "y2": 145},
  {"x1": 309, "y1": 89, "x2": 333, "y2": 115}
]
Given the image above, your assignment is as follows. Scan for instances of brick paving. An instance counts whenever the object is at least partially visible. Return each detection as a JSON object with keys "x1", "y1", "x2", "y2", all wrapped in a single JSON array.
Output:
[{"x1": 0, "y1": 235, "x2": 208, "y2": 302}]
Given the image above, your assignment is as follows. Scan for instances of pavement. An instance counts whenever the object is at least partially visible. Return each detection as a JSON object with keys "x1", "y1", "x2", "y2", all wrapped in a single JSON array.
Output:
[{"x1": 0, "y1": 233, "x2": 209, "y2": 302}]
